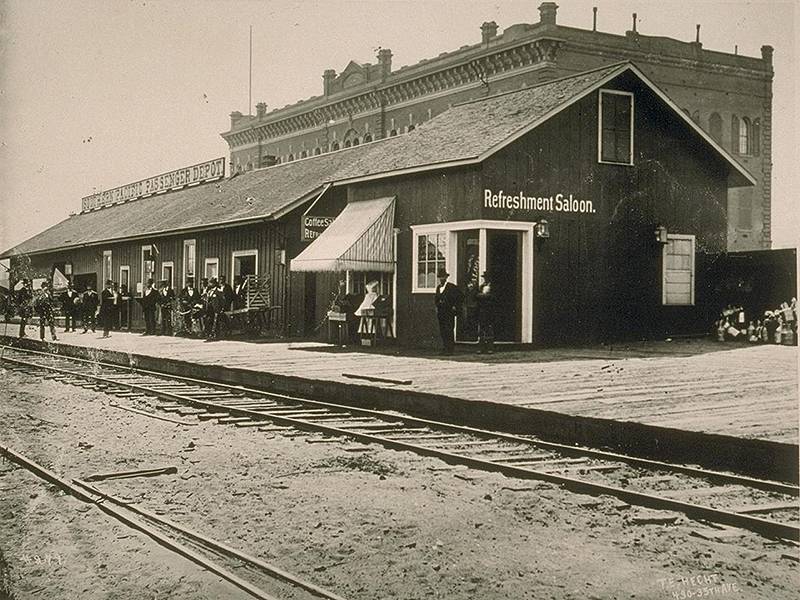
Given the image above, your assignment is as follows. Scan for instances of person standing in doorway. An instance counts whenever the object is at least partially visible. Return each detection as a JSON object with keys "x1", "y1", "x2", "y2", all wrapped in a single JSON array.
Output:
[
  {"x1": 99, "y1": 279, "x2": 118, "y2": 338},
  {"x1": 81, "y1": 282, "x2": 99, "y2": 333},
  {"x1": 34, "y1": 281, "x2": 58, "y2": 342},
  {"x1": 15, "y1": 278, "x2": 33, "y2": 338},
  {"x1": 141, "y1": 278, "x2": 159, "y2": 335},
  {"x1": 434, "y1": 268, "x2": 463, "y2": 355},
  {"x1": 475, "y1": 271, "x2": 495, "y2": 354}
]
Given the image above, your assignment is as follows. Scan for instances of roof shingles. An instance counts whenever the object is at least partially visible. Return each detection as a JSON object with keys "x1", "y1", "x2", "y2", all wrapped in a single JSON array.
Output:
[{"x1": 2, "y1": 63, "x2": 647, "y2": 258}]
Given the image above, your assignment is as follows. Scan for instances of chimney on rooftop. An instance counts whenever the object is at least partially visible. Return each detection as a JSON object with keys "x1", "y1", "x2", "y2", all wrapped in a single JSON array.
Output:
[
  {"x1": 256, "y1": 102, "x2": 267, "y2": 118},
  {"x1": 481, "y1": 21, "x2": 498, "y2": 44},
  {"x1": 761, "y1": 45, "x2": 774, "y2": 66},
  {"x1": 230, "y1": 111, "x2": 244, "y2": 128},
  {"x1": 323, "y1": 69, "x2": 337, "y2": 96},
  {"x1": 377, "y1": 48, "x2": 393, "y2": 78},
  {"x1": 538, "y1": 2, "x2": 558, "y2": 26}
]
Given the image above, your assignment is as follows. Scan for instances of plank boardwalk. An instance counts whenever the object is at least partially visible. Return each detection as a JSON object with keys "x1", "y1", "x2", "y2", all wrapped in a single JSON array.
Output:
[{"x1": 5, "y1": 325, "x2": 797, "y2": 444}]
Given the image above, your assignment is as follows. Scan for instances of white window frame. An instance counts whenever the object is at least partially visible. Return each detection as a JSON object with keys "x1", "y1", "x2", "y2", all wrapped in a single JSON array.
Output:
[
  {"x1": 161, "y1": 261, "x2": 174, "y2": 288},
  {"x1": 204, "y1": 258, "x2": 219, "y2": 280},
  {"x1": 411, "y1": 230, "x2": 449, "y2": 294},
  {"x1": 119, "y1": 266, "x2": 130, "y2": 292},
  {"x1": 662, "y1": 234, "x2": 696, "y2": 306},
  {"x1": 598, "y1": 89, "x2": 634, "y2": 166},
  {"x1": 182, "y1": 239, "x2": 196, "y2": 287},
  {"x1": 102, "y1": 250, "x2": 112, "y2": 286},
  {"x1": 411, "y1": 220, "x2": 535, "y2": 343},
  {"x1": 231, "y1": 249, "x2": 259, "y2": 277}
]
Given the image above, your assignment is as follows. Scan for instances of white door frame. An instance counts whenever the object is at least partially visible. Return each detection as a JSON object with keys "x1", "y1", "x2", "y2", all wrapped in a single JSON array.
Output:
[
  {"x1": 231, "y1": 249, "x2": 259, "y2": 276},
  {"x1": 411, "y1": 219, "x2": 535, "y2": 343}
]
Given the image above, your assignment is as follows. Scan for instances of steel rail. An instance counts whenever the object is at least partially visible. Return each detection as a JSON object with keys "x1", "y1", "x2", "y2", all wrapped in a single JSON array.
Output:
[
  {"x1": 3, "y1": 345, "x2": 796, "y2": 495},
  {"x1": 3, "y1": 347, "x2": 799, "y2": 541},
  {"x1": 0, "y1": 445, "x2": 283, "y2": 600}
]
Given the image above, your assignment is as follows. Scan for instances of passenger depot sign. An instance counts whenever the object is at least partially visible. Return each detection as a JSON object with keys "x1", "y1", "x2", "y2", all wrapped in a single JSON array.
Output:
[
  {"x1": 81, "y1": 157, "x2": 226, "y2": 212},
  {"x1": 483, "y1": 189, "x2": 596, "y2": 214}
]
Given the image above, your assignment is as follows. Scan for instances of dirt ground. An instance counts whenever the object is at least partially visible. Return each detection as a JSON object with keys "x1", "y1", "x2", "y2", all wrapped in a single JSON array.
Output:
[{"x1": 0, "y1": 367, "x2": 797, "y2": 600}]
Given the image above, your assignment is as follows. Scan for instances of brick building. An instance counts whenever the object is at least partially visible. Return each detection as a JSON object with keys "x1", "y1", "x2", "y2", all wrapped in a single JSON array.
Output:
[{"x1": 222, "y1": 3, "x2": 773, "y2": 251}]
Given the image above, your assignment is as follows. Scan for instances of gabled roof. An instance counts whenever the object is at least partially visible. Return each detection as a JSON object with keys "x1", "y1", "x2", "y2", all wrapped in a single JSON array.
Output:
[
  {"x1": 3, "y1": 62, "x2": 754, "y2": 259},
  {"x1": 328, "y1": 62, "x2": 756, "y2": 187}
]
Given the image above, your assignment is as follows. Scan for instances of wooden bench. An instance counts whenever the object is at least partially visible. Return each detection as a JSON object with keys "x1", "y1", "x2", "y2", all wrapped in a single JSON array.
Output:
[{"x1": 223, "y1": 275, "x2": 282, "y2": 337}]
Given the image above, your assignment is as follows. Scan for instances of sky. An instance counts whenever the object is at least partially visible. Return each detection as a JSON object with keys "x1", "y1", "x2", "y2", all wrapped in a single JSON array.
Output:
[{"x1": 0, "y1": 0, "x2": 797, "y2": 261}]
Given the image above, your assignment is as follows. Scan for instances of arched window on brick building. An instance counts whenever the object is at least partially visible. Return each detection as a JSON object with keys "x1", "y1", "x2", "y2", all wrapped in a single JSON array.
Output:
[
  {"x1": 363, "y1": 133, "x2": 372, "y2": 143},
  {"x1": 709, "y1": 112, "x2": 722, "y2": 143},
  {"x1": 287, "y1": 154, "x2": 294, "y2": 162},
  {"x1": 300, "y1": 150, "x2": 308, "y2": 158},
  {"x1": 352, "y1": 138, "x2": 360, "y2": 146},
  {"x1": 314, "y1": 147, "x2": 321, "y2": 155},
  {"x1": 331, "y1": 141, "x2": 340, "y2": 151},
  {"x1": 344, "y1": 140, "x2": 352, "y2": 148},
  {"x1": 739, "y1": 117, "x2": 750, "y2": 155},
  {"x1": 731, "y1": 115, "x2": 740, "y2": 153}
]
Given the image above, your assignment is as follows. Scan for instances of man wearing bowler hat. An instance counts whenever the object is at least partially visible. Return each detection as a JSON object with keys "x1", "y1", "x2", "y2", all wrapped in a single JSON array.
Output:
[{"x1": 434, "y1": 267, "x2": 463, "y2": 355}]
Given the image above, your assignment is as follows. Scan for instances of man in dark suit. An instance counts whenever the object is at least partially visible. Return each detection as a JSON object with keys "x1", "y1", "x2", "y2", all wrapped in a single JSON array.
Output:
[
  {"x1": 204, "y1": 278, "x2": 226, "y2": 340},
  {"x1": 434, "y1": 268, "x2": 463, "y2": 355},
  {"x1": 15, "y1": 279, "x2": 33, "y2": 338},
  {"x1": 158, "y1": 279, "x2": 176, "y2": 335},
  {"x1": 220, "y1": 275, "x2": 235, "y2": 312},
  {"x1": 178, "y1": 278, "x2": 201, "y2": 336},
  {"x1": 81, "y1": 282, "x2": 99, "y2": 333},
  {"x1": 34, "y1": 281, "x2": 58, "y2": 341},
  {"x1": 233, "y1": 275, "x2": 247, "y2": 310},
  {"x1": 141, "y1": 278, "x2": 159, "y2": 335},
  {"x1": 99, "y1": 279, "x2": 118, "y2": 338},
  {"x1": 60, "y1": 280, "x2": 79, "y2": 332}
]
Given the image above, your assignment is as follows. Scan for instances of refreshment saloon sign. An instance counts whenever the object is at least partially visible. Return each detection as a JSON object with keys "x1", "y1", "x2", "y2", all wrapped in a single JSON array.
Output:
[
  {"x1": 483, "y1": 189, "x2": 596, "y2": 214},
  {"x1": 81, "y1": 157, "x2": 226, "y2": 212}
]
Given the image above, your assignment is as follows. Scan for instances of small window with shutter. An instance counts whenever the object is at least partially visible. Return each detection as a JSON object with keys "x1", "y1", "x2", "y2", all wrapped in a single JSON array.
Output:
[{"x1": 662, "y1": 234, "x2": 695, "y2": 306}]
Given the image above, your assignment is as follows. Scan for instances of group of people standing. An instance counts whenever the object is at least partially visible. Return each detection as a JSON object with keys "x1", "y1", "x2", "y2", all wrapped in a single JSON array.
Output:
[
  {"x1": 434, "y1": 268, "x2": 495, "y2": 355},
  {"x1": 173, "y1": 275, "x2": 246, "y2": 340},
  {"x1": 10, "y1": 278, "x2": 119, "y2": 340},
  {"x1": 8, "y1": 274, "x2": 248, "y2": 342}
]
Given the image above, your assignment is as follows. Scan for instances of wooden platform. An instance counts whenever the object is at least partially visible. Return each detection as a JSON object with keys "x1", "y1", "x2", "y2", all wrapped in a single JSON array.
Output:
[{"x1": 3, "y1": 324, "x2": 797, "y2": 445}]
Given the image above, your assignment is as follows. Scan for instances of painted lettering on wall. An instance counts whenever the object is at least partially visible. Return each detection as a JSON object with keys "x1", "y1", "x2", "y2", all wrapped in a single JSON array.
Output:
[
  {"x1": 483, "y1": 189, "x2": 596, "y2": 214},
  {"x1": 81, "y1": 157, "x2": 226, "y2": 212}
]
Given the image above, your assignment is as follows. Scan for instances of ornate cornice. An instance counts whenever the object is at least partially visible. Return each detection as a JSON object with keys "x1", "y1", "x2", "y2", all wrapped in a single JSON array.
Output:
[{"x1": 222, "y1": 38, "x2": 563, "y2": 150}]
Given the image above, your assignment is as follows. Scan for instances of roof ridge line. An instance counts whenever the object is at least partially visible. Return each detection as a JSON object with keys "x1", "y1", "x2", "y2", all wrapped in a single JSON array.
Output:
[{"x1": 451, "y1": 60, "x2": 632, "y2": 109}]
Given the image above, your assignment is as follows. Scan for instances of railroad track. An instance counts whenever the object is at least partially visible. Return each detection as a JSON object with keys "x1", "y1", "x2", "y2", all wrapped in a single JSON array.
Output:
[{"x1": 2, "y1": 344, "x2": 799, "y2": 542}]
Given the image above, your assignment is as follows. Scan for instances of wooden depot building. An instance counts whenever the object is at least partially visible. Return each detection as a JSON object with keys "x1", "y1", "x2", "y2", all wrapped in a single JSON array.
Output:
[{"x1": 2, "y1": 63, "x2": 754, "y2": 348}]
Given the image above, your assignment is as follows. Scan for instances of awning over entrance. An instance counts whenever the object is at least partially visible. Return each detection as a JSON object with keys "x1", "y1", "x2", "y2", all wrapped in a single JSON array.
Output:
[{"x1": 292, "y1": 197, "x2": 396, "y2": 272}]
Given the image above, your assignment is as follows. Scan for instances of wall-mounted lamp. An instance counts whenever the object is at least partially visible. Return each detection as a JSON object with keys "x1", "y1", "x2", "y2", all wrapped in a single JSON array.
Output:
[
  {"x1": 654, "y1": 225, "x2": 669, "y2": 244},
  {"x1": 535, "y1": 219, "x2": 550, "y2": 239}
]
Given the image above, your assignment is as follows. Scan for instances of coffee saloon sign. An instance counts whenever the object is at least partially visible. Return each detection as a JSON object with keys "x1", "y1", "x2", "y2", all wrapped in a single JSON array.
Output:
[
  {"x1": 302, "y1": 215, "x2": 335, "y2": 241},
  {"x1": 81, "y1": 157, "x2": 226, "y2": 212},
  {"x1": 483, "y1": 189, "x2": 596, "y2": 214}
]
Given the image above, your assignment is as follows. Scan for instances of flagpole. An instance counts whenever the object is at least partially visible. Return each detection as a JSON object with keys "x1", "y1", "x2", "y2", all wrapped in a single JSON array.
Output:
[{"x1": 249, "y1": 25, "x2": 253, "y2": 115}]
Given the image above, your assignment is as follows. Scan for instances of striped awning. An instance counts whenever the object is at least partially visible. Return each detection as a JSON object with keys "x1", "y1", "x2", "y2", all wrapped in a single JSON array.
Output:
[{"x1": 291, "y1": 197, "x2": 395, "y2": 272}]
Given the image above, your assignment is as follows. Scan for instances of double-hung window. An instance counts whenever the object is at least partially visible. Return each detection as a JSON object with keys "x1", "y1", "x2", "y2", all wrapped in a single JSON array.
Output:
[
  {"x1": 662, "y1": 234, "x2": 695, "y2": 306},
  {"x1": 413, "y1": 232, "x2": 447, "y2": 292},
  {"x1": 599, "y1": 90, "x2": 633, "y2": 165}
]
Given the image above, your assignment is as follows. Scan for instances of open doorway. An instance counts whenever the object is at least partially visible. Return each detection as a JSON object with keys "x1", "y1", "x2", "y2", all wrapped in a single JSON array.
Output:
[
  {"x1": 233, "y1": 250, "x2": 258, "y2": 277},
  {"x1": 487, "y1": 230, "x2": 522, "y2": 342}
]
